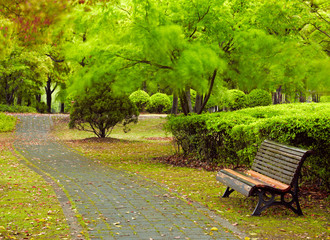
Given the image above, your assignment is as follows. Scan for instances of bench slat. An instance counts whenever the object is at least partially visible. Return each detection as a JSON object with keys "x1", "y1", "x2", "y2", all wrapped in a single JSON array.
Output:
[
  {"x1": 252, "y1": 164, "x2": 292, "y2": 184},
  {"x1": 254, "y1": 155, "x2": 297, "y2": 177},
  {"x1": 263, "y1": 141, "x2": 309, "y2": 156},
  {"x1": 258, "y1": 148, "x2": 301, "y2": 165},
  {"x1": 246, "y1": 170, "x2": 290, "y2": 191},
  {"x1": 253, "y1": 158, "x2": 295, "y2": 182},
  {"x1": 254, "y1": 153, "x2": 298, "y2": 173},
  {"x1": 264, "y1": 140, "x2": 309, "y2": 154},
  {"x1": 216, "y1": 170, "x2": 255, "y2": 197},
  {"x1": 260, "y1": 145, "x2": 303, "y2": 160}
]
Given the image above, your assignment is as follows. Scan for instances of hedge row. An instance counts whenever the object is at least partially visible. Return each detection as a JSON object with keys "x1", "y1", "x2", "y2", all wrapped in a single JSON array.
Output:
[
  {"x1": 0, "y1": 113, "x2": 17, "y2": 132},
  {"x1": 0, "y1": 104, "x2": 37, "y2": 113},
  {"x1": 165, "y1": 103, "x2": 330, "y2": 189}
]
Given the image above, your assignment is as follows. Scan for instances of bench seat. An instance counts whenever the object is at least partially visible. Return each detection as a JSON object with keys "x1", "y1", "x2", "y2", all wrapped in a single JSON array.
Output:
[{"x1": 217, "y1": 169, "x2": 291, "y2": 197}]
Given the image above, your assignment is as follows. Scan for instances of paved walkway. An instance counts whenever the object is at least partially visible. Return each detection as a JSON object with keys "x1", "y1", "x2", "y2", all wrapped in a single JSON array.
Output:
[{"x1": 14, "y1": 115, "x2": 241, "y2": 240}]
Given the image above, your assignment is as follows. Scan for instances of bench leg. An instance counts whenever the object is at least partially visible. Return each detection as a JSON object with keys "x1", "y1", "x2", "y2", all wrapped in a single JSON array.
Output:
[
  {"x1": 252, "y1": 189, "x2": 303, "y2": 216},
  {"x1": 280, "y1": 190, "x2": 303, "y2": 216},
  {"x1": 252, "y1": 190, "x2": 275, "y2": 216},
  {"x1": 222, "y1": 187, "x2": 235, "y2": 198}
]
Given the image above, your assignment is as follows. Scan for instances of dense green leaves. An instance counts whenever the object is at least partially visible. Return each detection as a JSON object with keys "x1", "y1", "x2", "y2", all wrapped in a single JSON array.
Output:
[
  {"x1": 0, "y1": 113, "x2": 16, "y2": 132},
  {"x1": 69, "y1": 82, "x2": 139, "y2": 138}
]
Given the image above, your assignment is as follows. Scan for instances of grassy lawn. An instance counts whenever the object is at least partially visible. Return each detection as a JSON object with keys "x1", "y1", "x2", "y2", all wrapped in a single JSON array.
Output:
[
  {"x1": 0, "y1": 131, "x2": 71, "y2": 239},
  {"x1": 52, "y1": 115, "x2": 329, "y2": 240}
]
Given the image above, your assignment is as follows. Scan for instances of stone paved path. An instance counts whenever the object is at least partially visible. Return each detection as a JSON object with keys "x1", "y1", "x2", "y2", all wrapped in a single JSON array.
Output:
[{"x1": 14, "y1": 115, "x2": 241, "y2": 240}]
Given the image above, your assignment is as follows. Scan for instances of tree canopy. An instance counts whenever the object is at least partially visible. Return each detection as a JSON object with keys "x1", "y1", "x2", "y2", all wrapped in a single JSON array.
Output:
[{"x1": 0, "y1": 0, "x2": 329, "y2": 112}]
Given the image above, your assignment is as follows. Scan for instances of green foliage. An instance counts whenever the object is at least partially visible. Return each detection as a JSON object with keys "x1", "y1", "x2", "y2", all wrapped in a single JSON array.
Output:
[
  {"x1": 35, "y1": 102, "x2": 48, "y2": 113},
  {"x1": 0, "y1": 104, "x2": 37, "y2": 113},
  {"x1": 226, "y1": 89, "x2": 247, "y2": 110},
  {"x1": 69, "y1": 82, "x2": 139, "y2": 138},
  {"x1": 129, "y1": 90, "x2": 150, "y2": 112},
  {"x1": 248, "y1": 89, "x2": 272, "y2": 107},
  {"x1": 147, "y1": 93, "x2": 171, "y2": 113},
  {"x1": 166, "y1": 103, "x2": 330, "y2": 189},
  {"x1": 320, "y1": 96, "x2": 330, "y2": 102},
  {"x1": 0, "y1": 113, "x2": 16, "y2": 132}
]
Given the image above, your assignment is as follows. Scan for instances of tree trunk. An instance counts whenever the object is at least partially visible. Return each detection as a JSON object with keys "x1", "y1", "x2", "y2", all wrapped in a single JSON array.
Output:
[
  {"x1": 194, "y1": 94, "x2": 203, "y2": 113},
  {"x1": 273, "y1": 86, "x2": 282, "y2": 104},
  {"x1": 179, "y1": 87, "x2": 193, "y2": 115},
  {"x1": 60, "y1": 103, "x2": 65, "y2": 113},
  {"x1": 299, "y1": 92, "x2": 306, "y2": 102},
  {"x1": 17, "y1": 91, "x2": 22, "y2": 105},
  {"x1": 171, "y1": 92, "x2": 179, "y2": 115},
  {"x1": 36, "y1": 94, "x2": 41, "y2": 103},
  {"x1": 185, "y1": 88, "x2": 193, "y2": 113},
  {"x1": 44, "y1": 75, "x2": 58, "y2": 113}
]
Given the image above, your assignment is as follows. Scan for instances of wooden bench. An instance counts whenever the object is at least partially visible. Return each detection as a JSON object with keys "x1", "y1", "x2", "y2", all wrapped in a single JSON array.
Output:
[{"x1": 216, "y1": 140, "x2": 312, "y2": 216}]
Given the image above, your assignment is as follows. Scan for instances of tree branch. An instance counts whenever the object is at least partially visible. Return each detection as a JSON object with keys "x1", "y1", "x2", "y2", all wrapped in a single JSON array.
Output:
[
  {"x1": 46, "y1": 54, "x2": 64, "y2": 62},
  {"x1": 311, "y1": 23, "x2": 330, "y2": 39},
  {"x1": 197, "y1": 69, "x2": 217, "y2": 114},
  {"x1": 116, "y1": 55, "x2": 173, "y2": 70}
]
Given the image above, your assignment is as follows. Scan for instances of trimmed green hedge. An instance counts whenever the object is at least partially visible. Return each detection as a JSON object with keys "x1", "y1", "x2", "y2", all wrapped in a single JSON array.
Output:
[
  {"x1": 165, "y1": 103, "x2": 330, "y2": 189},
  {"x1": 0, "y1": 113, "x2": 17, "y2": 132},
  {"x1": 0, "y1": 104, "x2": 37, "y2": 113}
]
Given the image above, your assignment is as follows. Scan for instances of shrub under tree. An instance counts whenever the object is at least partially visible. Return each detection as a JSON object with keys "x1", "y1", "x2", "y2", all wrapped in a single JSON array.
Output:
[
  {"x1": 248, "y1": 89, "x2": 272, "y2": 107},
  {"x1": 226, "y1": 89, "x2": 247, "y2": 110},
  {"x1": 129, "y1": 90, "x2": 150, "y2": 112},
  {"x1": 147, "y1": 93, "x2": 171, "y2": 113},
  {"x1": 69, "y1": 82, "x2": 139, "y2": 138}
]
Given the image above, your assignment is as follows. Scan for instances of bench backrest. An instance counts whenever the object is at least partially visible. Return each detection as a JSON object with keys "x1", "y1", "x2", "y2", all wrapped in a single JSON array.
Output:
[{"x1": 251, "y1": 140, "x2": 312, "y2": 186}]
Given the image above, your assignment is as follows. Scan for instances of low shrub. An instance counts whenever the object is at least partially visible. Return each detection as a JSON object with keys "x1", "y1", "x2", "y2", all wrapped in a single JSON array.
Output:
[
  {"x1": 165, "y1": 103, "x2": 330, "y2": 190},
  {"x1": 226, "y1": 89, "x2": 247, "y2": 110},
  {"x1": 69, "y1": 82, "x2": 139, "y2": 138},
  {"x1": 0, "y1": 113, "x2": 16, "y2": 132},
  {"x1": 129, "y1": 90, "x2": 150, "y2": 112},
  {"x1": 248, "y1": 89, "x2": 272, "y2": 107},
  {"x1": 320, "y1": 95, "x2": 330, "y2": 102},
  {"x1": 147, "y1": 93, "x2": 171, "y2": 113},
  {"x1": 35, "y1": 102, "x2": 48, "y2": 113},
  {"x1": 0, "y1": 104, "x2": 37, "y2": 113}
]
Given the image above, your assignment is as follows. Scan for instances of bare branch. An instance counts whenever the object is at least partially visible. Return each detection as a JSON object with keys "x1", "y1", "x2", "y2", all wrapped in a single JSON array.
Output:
[
  {"x1": 311, "y1": 23, "x2": 330, "y2": 39},
  {"x1": 46, "y1": 54, "x2": 64, "y2": 63},
  {"x1": 116, "y1": 55, "x2": 173, "y2": 70}
]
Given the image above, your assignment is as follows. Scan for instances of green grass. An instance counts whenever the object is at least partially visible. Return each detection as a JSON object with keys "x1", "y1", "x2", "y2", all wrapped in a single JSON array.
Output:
[
  {"x1": 52, "y1": 116, "x2": 330, "y2": 240},
  {"x1": 0, "y1": 132, "x2": 71, "y2": 239},
  {"x1": 0, "y1": 113, "x2": 16, "y2": 132}
]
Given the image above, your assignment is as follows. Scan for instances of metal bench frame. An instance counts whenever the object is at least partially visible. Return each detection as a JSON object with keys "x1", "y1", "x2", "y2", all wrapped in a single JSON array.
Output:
[{"x1": 216, "y1": 140, "x2": 312, "y2": 216}]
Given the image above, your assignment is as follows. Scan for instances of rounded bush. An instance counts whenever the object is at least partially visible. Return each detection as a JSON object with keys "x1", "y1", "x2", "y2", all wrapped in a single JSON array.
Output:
[
  {"x1": 147, "y1": 93, "x2": 171, "y2": 113},
  {"x1": 248, "y1": 89, "x2": 272, "y2": 107},
  {"x1": 227, "y1": 89, "x2": 247, "y2": 110},
  {"x1": 129, "y1": 90, "x2": 150, "y2": 112},
  {"x1": 320, "y1": 96, "x2": 330, "y2": 102}
]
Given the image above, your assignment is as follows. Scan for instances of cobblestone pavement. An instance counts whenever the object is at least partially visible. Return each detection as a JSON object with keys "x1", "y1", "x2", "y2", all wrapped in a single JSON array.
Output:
[{"x1": 14, "y1": 115, "x2": 241, "y2": 240}]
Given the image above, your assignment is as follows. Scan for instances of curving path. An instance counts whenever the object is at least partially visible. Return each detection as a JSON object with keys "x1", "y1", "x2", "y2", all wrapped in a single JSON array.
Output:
[{"x1": 14, "y1": 115, "x2": 241, "y2": 240}]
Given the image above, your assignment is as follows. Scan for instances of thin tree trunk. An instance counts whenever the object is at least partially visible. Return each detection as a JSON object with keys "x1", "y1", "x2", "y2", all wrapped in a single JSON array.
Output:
[
  {"x1": 171, "y1": 92, "x2": 179, "y2": 115},
  {"x1": 185, "y1": 87, "x2": 193, "y2": 113},
  {"x1": 60, "y1": 103, "x2": 65, "y2": 113},
  {"x1": 194, "y1": 94, "x2": 203, "y2": 113},
  {"x1": 45, "y1": 77, "x2": 52, "y2": 113}
]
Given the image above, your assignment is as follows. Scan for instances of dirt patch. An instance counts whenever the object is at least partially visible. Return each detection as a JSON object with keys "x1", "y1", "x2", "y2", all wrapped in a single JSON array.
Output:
[
  {"x1": 65, "y1": 137, "x2": 129, "y2": 144},
  {"x1": 146, "y1": 137, "x2": 174, "y2": 141}
]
